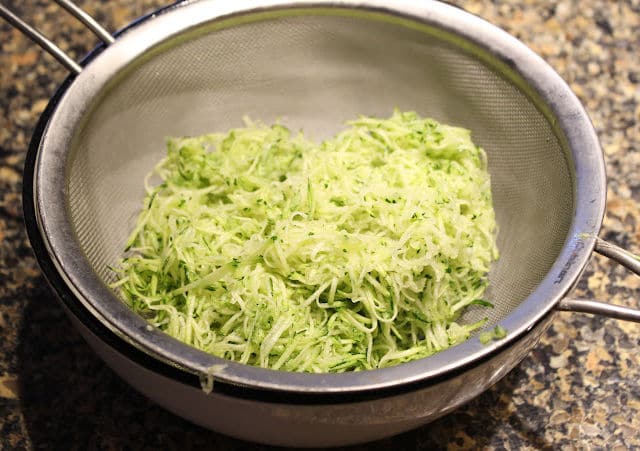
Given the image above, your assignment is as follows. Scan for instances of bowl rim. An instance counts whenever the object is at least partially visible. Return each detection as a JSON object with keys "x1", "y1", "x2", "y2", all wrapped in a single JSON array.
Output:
[{"x1": 28, "y1": 0, "x2": 606, "y2": 395}]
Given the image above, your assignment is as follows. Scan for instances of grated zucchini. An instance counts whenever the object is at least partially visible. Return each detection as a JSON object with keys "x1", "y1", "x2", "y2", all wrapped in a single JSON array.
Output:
[{"x1": 113, "y1": 110, "x2": 499, "y2": 372}]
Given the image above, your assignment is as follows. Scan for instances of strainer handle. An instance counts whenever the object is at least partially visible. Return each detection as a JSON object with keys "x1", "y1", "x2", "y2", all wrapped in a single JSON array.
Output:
[
  {"x1": 0, "y1": 0, "x2": 113, "y2": 75},
  {"x1": 593, "y1": 237, "x2": 640, "y2": 274},
  {"x1": 557, "y1": 238, "x2": 640, "y2": 323}
]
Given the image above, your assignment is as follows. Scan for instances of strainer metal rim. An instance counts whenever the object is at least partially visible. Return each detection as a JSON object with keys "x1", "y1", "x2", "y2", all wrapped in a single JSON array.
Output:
[{"x1": 32, "y1": 0, "x2": 605, "y2": 395}]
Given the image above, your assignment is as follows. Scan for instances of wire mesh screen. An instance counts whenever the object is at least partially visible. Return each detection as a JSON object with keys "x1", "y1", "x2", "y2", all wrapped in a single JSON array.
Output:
[{"x1": 67, "y1": 13, "x2": 573, "y2": 329}]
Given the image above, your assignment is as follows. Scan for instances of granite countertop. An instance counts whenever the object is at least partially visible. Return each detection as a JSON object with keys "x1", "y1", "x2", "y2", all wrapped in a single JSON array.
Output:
[{"x1": 1, "y1": 1, "x2": 639, "y2": 449}]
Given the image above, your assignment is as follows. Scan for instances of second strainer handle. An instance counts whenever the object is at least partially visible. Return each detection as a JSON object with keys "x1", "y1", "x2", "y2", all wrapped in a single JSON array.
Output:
[
  {"x1": 0, "y1": 0, "x2": 113, "y2": 75},
  {"x1": 557, "y1": 238, "x2": 640, "y2": 323}
]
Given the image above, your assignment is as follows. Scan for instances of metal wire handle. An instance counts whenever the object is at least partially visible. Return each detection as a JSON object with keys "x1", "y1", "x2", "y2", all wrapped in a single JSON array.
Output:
[
  {"x1": 558, "y1": 238, "x2": 640, "y2": 322},
  {"x1": 0, "y1": 0, "x2": 113, "y2": 75}
]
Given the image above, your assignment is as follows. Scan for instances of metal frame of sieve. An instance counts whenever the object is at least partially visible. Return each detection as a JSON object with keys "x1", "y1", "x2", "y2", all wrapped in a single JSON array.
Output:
[{"x1": 4, "y1": 0, "x2": 640, "y2": 398}]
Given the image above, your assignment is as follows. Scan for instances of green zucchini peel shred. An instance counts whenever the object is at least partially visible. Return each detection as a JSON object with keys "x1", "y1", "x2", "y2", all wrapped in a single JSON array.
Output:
[
  {"x1": 113, "y1": 110, "x2": 499, "y2": 372},
  {"x1": 479, "y1": 325, "x2": 508, "y2": 345}
]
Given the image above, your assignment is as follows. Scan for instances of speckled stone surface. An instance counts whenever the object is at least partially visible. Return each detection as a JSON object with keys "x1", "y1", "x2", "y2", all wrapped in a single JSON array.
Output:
[{"x1": 1, "y1": 1, "x2": 639, "y2": 449}]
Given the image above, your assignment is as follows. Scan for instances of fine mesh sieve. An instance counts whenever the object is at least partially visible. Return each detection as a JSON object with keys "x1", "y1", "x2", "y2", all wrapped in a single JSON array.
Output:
[
  {"x1": 68, "y1": 13, "x2": 572, "y2": 330},
  {"x1": 7, "y1": 0, "x2": 640, "y2": 398}
]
